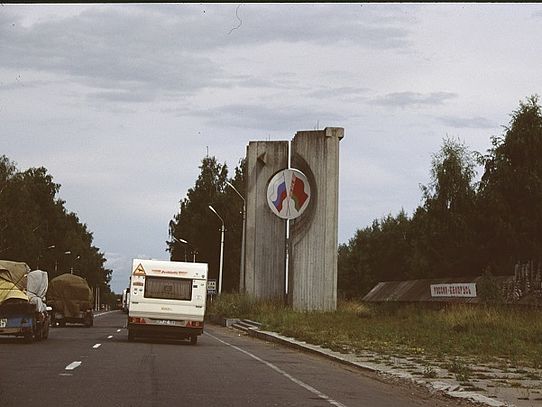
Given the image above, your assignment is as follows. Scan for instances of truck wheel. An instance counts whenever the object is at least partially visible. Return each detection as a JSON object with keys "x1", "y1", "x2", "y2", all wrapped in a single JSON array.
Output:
[{"x1": 190, "y1": 335, "x2": 198, "y2": 345}]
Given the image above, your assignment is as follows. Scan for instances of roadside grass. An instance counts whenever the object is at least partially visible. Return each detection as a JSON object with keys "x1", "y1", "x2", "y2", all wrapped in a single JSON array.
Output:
[{"x1": 207, "y1": 294, "x2": 542, "y2": 368}]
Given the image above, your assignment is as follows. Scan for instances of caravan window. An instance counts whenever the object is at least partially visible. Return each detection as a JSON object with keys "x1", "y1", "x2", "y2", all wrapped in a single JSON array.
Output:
[{"x1": 144, "y1": 277, "x2": 192, "y2": 300}]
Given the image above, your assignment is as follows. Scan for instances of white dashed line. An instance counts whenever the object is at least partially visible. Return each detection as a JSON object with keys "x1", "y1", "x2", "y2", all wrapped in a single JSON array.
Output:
[
  {"x1": 107, "y1": 335, "x2": 113, "y2": 339},
  {"x1": 117, "y1": 329, "x2": 121, "y2": 332},
  {"x1": 93, "y1": 344, "x2": 101, "y2": 349},
  {"x1": 65, "y1": 361, "x2": 82, "y2": 371}
]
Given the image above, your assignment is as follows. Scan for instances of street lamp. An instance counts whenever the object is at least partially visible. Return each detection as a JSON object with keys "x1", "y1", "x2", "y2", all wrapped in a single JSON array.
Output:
[
  {"x1": 208, "y1": 205, "x2": 225, "y2": 295},
  {"x1": 226, "y1": 181, "x2": 246, "y2": 293},
  {"x1": 172, "y1": 236, "x2": 188, "y2": 261},
  {"x1": 173, "y1": 237, "x2": 198, "y2": 262},
  {"x1": 64, "y1": 251, "x2": 71, "y2": 274},
  {"x1": 72, "y1": 255, "x2": 80, "y2": 274}
]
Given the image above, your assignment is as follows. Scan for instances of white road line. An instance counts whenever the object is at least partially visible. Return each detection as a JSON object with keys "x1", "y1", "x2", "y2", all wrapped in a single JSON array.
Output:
[
  {"x1": 93, "y1": 344, "x2": 101, "y2": 349},
  {"x1": 107, "y1": 335, "x2": 113, "y2": 339},
  {"x1": 65, "y1": 361, "x2": 82, "y2": 371},
  {"x1": 117, "y1": 329, "x2": 121, "y2": 332},
  {"x1": 206, "y1": 332, "x2": 348, "y2": 407}
]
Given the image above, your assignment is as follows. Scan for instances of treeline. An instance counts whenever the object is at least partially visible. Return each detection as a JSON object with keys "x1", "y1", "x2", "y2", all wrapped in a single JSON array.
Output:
[
  {"x1": 168, "y1": 156, "x2": 246, "y2": 292},
  {"x1": 339, "y1": 96, "x2": 542, "y2": 299},
  {"x1": 0, "y1": 156, "x2": 112, "y2": 293}
]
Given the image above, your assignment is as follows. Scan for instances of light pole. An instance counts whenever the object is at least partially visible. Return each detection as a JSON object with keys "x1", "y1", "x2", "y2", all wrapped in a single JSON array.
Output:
[
  {"x1": 72, "y1": 255, "x2": 80, "y2": 274},
  {"x1": 64, "y1": 251, "x2": 72, "y2": 274},
  {"x1": 172, "y1": 236, "x2": 189, "y2": 262},
  {"x1": 226, "y1": 180, "x2": 246, "y2": 293},
  {"x1": 209, "y1": 205, "x2": 225, "y2": 295}
]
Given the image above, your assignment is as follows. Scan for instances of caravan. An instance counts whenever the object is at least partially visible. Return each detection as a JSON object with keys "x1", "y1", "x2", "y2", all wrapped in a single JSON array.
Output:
[{"x1": 127, "y1": 259, "x2": 207, "y2": 344}]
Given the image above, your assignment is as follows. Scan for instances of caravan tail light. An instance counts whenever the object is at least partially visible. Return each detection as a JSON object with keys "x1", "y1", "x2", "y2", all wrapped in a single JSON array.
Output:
[
  {"x1": 186, "y1": 320, "x2": 203, "y2": 328},
  {"x1": 128, "y1": 317, "x2": 146, "y2": 324}
]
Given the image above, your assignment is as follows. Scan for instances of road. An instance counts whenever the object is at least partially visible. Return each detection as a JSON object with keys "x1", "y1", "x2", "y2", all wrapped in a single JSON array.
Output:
[{"x1": 0, "y1": 311, "x2": 474, "y2": 407}]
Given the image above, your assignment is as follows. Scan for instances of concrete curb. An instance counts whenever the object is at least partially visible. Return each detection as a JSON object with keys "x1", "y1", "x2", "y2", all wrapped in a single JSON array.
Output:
[{"x1": 223, "y1": 320, "x2": 513, "y2": 407}]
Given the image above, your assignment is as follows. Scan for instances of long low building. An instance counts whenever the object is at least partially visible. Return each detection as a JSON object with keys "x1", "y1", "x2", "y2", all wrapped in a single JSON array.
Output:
[{"x1": 362, "y1": 276, "x2": 512, "y2": 304}]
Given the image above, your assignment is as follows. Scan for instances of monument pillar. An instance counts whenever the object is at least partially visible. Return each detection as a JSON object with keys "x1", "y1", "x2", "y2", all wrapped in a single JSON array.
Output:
[
  {"x1": 244, "y1": 141, "x2": 288, "y2": 300},
  {"x1": 288, "y1": 127, "x2": 344, "y2": 311}
]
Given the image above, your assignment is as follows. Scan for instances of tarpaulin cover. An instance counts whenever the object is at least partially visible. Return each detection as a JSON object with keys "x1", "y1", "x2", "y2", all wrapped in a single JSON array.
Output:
[
  {"x1": 27, "y1": 270, "x2": 49, "y2": 312},
  {"x1": 47, "y1": 274, "x2": 92, "y2": 318},
  {"x1": 0, "y1": 260, "x2": 30, "y2": 304}
]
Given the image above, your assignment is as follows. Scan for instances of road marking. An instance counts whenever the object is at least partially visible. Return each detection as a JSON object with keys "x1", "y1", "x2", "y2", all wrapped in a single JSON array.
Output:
[
  {"x1": 65, "y1": 361, "x2": 82, "y2": 371},
  {"x1": 107, "y1": 335, "x2": 113, "y2": 339},
  {"x1": 93, "y1": 310, "x2": 118, "y2": 317},
  {"x1": 93, "y1": 344, "x2": 101, "y2": 349},
  {"x1": 206, "y1": 332, "x2": 347, "y2": 407},
  {"x1": 117, "y1": 329, "x2": 121, "y2": 332},
  {"x1": 59, "y1": 373, "x2": 73, "y2": 376}
]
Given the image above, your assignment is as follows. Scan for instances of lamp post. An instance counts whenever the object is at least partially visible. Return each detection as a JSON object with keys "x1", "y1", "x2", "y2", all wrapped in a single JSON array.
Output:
[
  {"x1": 62, "y1": 250, "x2": 71, "y2": 274},
  {"x1": 177, "y1": 238, "x2": 197, "y2": 262},
  {"x1": 226, "y1": 181, "x2": 246, "y2": 293},
  {"x1": 172, "y1": 236, "x2": 189, "y2": 262},
  {"x1": 208, "y1": 205, "x2": 225, "y2": 295},
  {"x1": 72, "y1": 255, "x2": 80, "y2": 274}
]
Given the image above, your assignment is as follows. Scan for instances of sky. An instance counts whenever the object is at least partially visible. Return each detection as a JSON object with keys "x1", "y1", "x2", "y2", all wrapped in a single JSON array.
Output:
[{"x1": 2, "y1": 3, "x2": 542, "y2": 293}]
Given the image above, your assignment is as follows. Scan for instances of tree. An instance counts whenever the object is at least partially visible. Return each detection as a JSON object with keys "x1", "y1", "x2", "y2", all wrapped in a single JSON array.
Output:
[
  {"x1": 411, "y1": 137, "x2": 479, "y2": 278},
  {"x1": 0, "y1": 156, "x2": 111, "y2": 289},
  {"x1": 338, "y1": 211, "x2": 412, "y2": 298},
  {"x1": 478, "y1": 95, "x2": 542, "y2": 272},
  {"x1": 168, "y1": 156, "x2": 246, "y2": 292}
]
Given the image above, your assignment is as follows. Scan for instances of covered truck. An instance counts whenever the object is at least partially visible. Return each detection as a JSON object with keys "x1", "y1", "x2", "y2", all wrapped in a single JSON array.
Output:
[
  {"x1": 48, "y1": 273, "x2": 94, "y2": 327},
  {"x1": 0, "y1": 260, "x2": 50, "y2": 342}
]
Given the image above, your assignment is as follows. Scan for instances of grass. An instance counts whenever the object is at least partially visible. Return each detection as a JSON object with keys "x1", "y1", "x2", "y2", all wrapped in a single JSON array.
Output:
[{"x1": 206, "y1": 294, "x2": 542, "y2": 369}]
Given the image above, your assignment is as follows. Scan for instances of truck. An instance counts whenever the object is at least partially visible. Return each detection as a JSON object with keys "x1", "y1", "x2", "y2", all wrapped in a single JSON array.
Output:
[
  {"x1": 121, "y1": 287, "x2": 130, "y2": 313},
  {"x1": 0, "y1": 260, "x2": 50, "y2": 342},
  {"x1": 47, "y1": 273, "x2": 94, "y2": 327},
  {"x1": 127, "y1": 259, "x2": 208, "y2": 344}
]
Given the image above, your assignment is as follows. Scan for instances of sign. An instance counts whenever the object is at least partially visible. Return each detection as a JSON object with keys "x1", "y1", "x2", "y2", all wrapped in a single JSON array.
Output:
[
  {"x1": 267, "y1": 168, "x2": 311, "y2": 220},
  {"x1": 430, "y1": 283, "x2": 477, "y2": 298},
  {"x1": 207, "y1": 279, "x2": 217, "y2": 294},
  {"x1": 133, "y1": 263, "x2": 146, "y2": 276}
]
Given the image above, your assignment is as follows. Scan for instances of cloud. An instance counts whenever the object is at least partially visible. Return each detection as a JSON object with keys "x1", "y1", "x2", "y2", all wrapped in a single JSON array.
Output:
[
  {"x1": 0, "y1": 4, "x2": 417, "y2": 105},
  {"x1": 373, "y1": 91, "x2": 457, "y2": 108},
  {"x1": 437, "y1": 115, "x2": 496, "y2": 129},
  {"x1": 137, "y1": 4, "x2": 415, "y2": 49},
  {"x1": 306, "y1": 86, "x2": 370, "y2": 100},
  {"x1": 189, "y1": 103, "x2": 346, "y2": 132}
]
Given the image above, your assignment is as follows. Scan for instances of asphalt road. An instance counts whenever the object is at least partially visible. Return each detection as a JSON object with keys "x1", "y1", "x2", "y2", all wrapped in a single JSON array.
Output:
[{"x1": 0, "y1": 311, "x2": 474, "y2": 407}]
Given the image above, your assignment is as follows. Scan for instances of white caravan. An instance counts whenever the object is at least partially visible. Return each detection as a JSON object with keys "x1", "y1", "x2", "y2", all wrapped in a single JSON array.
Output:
[{"x1": 127, "y1": 259, "x2": 208, "y2": 344}]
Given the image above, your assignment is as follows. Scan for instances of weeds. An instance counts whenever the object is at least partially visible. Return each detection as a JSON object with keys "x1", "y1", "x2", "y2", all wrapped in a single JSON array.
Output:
[
  {"x1": 446, "y1": 359, "x2": 472, "y2": 382},
  {"x1": 207, "y1": 295, "x2": 542, "y2": 368}
]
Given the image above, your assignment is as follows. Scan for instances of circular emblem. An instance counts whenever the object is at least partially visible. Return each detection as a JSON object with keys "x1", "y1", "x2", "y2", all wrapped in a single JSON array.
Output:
[{"x1": 267, "y1": 168, "x2": 311, "y2": 220}]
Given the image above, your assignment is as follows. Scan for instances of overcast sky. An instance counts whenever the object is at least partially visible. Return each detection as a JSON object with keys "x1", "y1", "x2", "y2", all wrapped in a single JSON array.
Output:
[{"x1": 2, "y1": 4, "x2": 541, "y2": 293}]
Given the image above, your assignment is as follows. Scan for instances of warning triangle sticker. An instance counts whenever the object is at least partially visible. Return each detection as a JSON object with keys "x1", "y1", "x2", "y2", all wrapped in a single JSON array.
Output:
[{"x1": 133, "y1": 263, "x2": 146, "y2": 276}]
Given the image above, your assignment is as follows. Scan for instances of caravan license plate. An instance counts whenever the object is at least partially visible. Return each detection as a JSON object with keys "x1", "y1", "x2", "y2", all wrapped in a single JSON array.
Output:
[
  {"x1": 0, "y1": 318, "x2": 7, "y2": 328},
  {"x1": 156, "y1": 319, "x2": 176, "y2": 326}
]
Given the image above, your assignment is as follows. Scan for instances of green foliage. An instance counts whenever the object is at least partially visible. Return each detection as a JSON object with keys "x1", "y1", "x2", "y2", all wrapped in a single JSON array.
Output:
[
  {"x1": 0, "y1": 155, "x2": 111, "y2": 289},
  {"x1": 339, "y1": 95, "x2": 542, "y2": 297},
  {"x1": 477, "y1": 95, "x2": 542, "y2": 271},
  {"x1": 168, "y1": 156, "x2": 246, "y2": 292},
  {"x1": 477, "y1": 269, "x2": 504, "y2": 304},
  {"x1": 210, "y1": 295, "x2": 542, "y2": 368}
]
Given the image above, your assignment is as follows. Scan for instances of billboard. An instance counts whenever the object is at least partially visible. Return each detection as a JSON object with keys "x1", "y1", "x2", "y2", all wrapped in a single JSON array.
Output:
[{"x1": 430, "y1": 283, "x2": 477, "y2": 298}]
